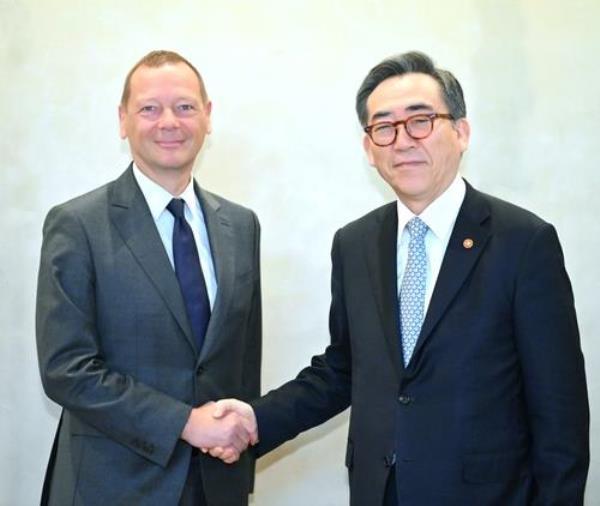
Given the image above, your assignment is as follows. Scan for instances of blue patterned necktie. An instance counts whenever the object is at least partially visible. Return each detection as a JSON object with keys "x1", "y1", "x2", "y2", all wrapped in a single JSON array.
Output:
[
  {"x1": 400, "y1": 217, "x2": 428, "y2": 367},
  {"x1": 167, "y1": 198, "x2": 211, "y2": 352}
]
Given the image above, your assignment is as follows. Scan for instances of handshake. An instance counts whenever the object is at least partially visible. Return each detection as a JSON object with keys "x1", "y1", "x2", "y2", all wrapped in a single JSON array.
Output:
[{"x1": 181, "y1": 399, "x2": 257, "y2": 464}]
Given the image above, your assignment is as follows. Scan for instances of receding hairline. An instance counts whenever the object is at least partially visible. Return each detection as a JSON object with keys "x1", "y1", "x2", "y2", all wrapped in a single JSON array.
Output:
[{"x1": 120, "y1": 50, "x2": 208, "y2": 107}]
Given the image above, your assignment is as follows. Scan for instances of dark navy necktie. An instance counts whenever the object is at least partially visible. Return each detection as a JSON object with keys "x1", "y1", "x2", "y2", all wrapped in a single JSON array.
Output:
[{"x1": 167, "y1": 198, "x2": 211, "y2": 352}]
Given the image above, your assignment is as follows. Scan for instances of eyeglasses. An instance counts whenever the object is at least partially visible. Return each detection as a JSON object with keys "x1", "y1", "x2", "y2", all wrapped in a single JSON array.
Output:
[{"x1": 364, "y1": 113, "x2": 454, "y2": 147}]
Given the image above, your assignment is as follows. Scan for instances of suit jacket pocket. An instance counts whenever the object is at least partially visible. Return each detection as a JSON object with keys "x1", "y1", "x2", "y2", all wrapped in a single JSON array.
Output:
[
  {"x1": 463, "y1": 447, "x2": 528, "y2": 484},
  {"x1": 69, "y1": 414, "x2": 104, "y2": 438}
]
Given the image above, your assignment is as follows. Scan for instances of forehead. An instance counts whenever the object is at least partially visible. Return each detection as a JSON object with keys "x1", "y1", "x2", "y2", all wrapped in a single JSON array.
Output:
[
  {"x1": 366, "y1": 73, "x2": 445, "y2": 121},
  {"x1": 129, "y1": 63, "x2": 202, "y2": 100}
]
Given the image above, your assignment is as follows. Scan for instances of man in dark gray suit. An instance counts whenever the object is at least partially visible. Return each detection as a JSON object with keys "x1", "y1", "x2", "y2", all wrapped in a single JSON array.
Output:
[
  {"x1": 36, "y1": 50, "x2": 260, "y2": 506},
  {"x1": 211, "y1": 51, "x2": 589, "y2": 505}
]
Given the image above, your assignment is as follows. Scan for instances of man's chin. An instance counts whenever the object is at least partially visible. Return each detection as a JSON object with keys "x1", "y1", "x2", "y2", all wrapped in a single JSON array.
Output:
[
  {"x1": 138, "y1": 159, "x2": 194, "y2": 176},
  {"x1": 390, "y1": 174, "x2": 428, "y2": 195}
]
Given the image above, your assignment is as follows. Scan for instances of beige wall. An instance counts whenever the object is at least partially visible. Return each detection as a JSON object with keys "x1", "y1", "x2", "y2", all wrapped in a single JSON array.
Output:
[{"x1": 1, "y1": 1, "x2": 598, "y2": 504}]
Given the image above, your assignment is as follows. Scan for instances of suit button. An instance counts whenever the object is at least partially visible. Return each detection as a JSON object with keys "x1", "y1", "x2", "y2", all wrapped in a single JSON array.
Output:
[
  {"x1": 398, "y1": 394, "x2": 413, "y2": 405},
  {"x1": 196, "y1": 366, "x2": 204, "y2": 376}
]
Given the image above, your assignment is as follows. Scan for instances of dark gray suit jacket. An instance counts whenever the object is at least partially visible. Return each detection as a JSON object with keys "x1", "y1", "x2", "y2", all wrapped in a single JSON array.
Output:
[
  {"x1": 253, "y1": 181, "x2": 589, "y2": 505},
  {"x1": 36, "y1": 166, "x2": 261, "y2": 506}
]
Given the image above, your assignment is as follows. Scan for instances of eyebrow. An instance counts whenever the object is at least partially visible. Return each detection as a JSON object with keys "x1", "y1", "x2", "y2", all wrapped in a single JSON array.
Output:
[
  {"x1": 406, "y1": 103, "x2": 434, "y2": 112},
  {"x1": 370, "y1": 102, "x2": 435, "y2": 122}
]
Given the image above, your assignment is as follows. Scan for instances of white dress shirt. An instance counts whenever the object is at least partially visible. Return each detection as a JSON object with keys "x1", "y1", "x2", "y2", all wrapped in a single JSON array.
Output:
[
  {"x1": 396, "y1": 175, "x2": 466, "y2": 312},
  {"x1": 132, "y1": 164, "x2": 218, "y2": 309}
]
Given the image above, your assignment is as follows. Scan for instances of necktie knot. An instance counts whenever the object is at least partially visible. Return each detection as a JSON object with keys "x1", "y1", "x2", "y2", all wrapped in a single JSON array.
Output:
[
  {"x1": 167, "y1": 198, "x2": 186, "y2": 220},
  {"x1": 406, "y1": 216, "x2": 428, "y2": 241}
]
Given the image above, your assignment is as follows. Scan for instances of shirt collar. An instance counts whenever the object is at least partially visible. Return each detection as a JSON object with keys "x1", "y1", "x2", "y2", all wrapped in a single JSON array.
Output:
[
  {"x1": 132, "y1": 163, "x2": 197, "y2": 220},
  {"x1": 396, "y1": 174, "x2": 466, "y2": 239}
]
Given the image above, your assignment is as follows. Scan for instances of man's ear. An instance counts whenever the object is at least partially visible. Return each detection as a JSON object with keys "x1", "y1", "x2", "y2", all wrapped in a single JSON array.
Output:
[
  {"x1": 204, "y1": 100, "x2": 213, "y2": 135},
  {"x1": 118, "y1": 105, "x2": 127, "y2": 140},
  {"x1": 454, "y1": 117, "x2": 470, "y2": 153},
  {"x1": 363, "y1": 134, "x2": 376, "y2": 166}
]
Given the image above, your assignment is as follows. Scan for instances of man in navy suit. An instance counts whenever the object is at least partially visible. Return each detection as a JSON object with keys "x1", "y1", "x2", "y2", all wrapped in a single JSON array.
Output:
[
  {"x1": 36, "y1": 50, "x2": 260, "y2": 506},
  {"x1": 212, "y1": 51, "x2": 589, "y2": 505}
]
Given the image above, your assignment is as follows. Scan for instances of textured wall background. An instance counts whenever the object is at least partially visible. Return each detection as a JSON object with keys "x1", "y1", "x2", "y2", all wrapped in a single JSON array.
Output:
[{"x1": 1, "y1": 1, "x2": 598, "y2": 504}]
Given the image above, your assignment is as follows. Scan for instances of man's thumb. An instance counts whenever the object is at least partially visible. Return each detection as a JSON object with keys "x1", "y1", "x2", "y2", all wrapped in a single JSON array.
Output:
[{"x1": 212, "y1": 399, "x2": 233, "y2": 419}]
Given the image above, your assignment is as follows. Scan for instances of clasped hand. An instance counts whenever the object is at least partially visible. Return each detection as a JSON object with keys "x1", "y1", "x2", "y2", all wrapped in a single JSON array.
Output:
[{"x1": 181, "y1": 399, "x2": 257, "y2": 464}]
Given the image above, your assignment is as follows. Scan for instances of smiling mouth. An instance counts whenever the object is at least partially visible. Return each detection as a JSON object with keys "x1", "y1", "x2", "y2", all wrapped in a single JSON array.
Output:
[
  {"x1": 394, "y1": 160, "x2": 426, "y2": 167},
  {"x1": 156, "y1": 140, "x2": 184, "y2": 148}
]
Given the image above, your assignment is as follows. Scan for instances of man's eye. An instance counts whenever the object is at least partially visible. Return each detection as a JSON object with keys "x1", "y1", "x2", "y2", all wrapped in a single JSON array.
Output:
[
  {"x1": 373, "y1": 124, "x2": 394, "y2": 133},
  {"x1": 139, "y1": 105, "x2": 157, "y2": 113},
  {"x1": 178, "y1": 104, "x2": 195, "y2": 112}
]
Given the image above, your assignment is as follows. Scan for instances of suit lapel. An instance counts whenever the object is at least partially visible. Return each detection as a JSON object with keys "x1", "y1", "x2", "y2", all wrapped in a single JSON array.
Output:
[
  {"x1": 108, "y1": 166, "x2": 197, "y2": 352},
  {"x1": 365, "y1": 203, "x2": 404, "y2": 380},
  {"x1": 196, "y1": 185, "x2": 235, "y2": 362},
  {"x1": 412, "y1": 182, "x2": 491, "y2": 360}
]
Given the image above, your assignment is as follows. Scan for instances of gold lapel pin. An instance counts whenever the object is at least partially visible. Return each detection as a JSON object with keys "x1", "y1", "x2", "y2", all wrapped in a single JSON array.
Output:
[{"x1": 463, "y1": 238, "x2": 474, "y2": 249}]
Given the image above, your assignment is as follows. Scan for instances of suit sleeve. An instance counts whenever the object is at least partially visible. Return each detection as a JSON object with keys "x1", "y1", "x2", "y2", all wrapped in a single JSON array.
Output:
[
  {"x1": 514, "y1": 223, "x2": 589, "y2": 503},
  {"x1": 36, "y1": 205, "x2": 192, "y2": 468},
  {"x1": 241, "y1": 211, "x2": 262, "y2": 404},
  {"x1": 240, "y1": 211, "x2": 262, "y2": 492},
  {"x1": 252, "y1": 229, "x2": 352, "y2": 456}
]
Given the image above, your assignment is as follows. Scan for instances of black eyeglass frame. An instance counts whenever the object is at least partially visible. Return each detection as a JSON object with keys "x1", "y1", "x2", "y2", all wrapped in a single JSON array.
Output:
[{"x1": 364, "y1": 113, "x2": 455, "y2": 146}]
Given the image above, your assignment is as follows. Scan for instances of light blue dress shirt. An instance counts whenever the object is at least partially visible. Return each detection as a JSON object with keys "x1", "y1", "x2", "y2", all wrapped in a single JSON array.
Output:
[
  {"x1": 132, "y1": 164, "x2": 218, "y2": 309},
  {"x1": 396, "y1": 174, "x2": 466, "y2": 313}
]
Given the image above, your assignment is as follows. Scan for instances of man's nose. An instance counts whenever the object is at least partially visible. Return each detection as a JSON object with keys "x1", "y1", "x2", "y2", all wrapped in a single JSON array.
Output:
[
  {"x1": 393, "y1": 124, "x2": 417, "y2": 150},
  {"x1": 158, "y1": 108, "x2": 179, "y2": 129}
]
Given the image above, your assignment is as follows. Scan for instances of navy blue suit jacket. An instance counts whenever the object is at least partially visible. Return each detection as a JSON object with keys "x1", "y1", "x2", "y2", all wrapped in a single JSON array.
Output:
[{"x1": 253, "y1": 181, "x2": 589, "y2": 505}]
